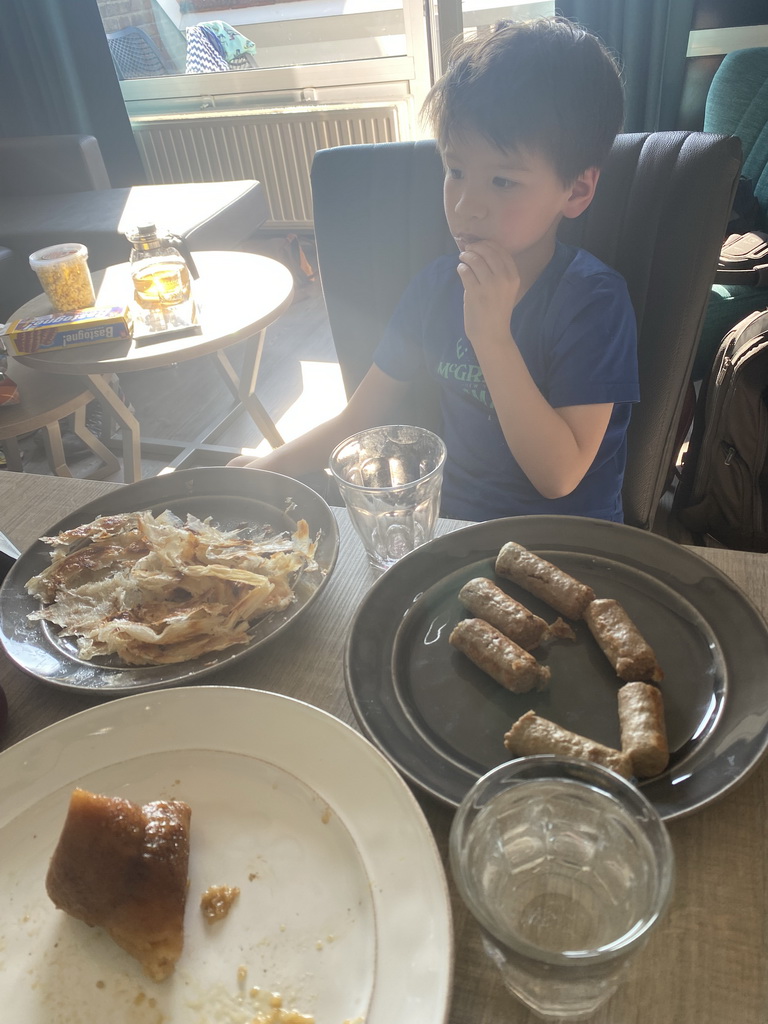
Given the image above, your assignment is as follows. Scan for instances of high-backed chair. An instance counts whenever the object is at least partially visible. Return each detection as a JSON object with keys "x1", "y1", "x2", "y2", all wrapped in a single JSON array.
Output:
[
  {"x1": 693, "y1": 47, "x2": 768, "y2": 381},
  {"x1": 311, "y1": 133, "x2": 741, "y2": 532}
]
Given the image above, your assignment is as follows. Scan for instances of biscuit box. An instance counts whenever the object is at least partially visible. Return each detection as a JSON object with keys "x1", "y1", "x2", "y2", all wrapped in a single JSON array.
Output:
[{"x1": 2, "y1": 306, "x2": 132, "y2": 355}]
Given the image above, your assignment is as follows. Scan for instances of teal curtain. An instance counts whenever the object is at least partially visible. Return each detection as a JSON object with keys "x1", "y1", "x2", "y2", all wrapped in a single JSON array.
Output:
[
  {"x1": 558, "y1": 0, "x2": 696, "y2": 131},
  {"x1": 0, "y1": 0, "x2": 145, "y2": 187}
]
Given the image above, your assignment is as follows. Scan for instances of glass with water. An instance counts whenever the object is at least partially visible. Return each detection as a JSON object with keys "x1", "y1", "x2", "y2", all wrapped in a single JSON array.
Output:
[
  {"x1": 329, "y1": 425, "x2": 446, "y2": 572},
  {"x1": 450, "y1": 756, "x2": 675, "y2": 1020}
]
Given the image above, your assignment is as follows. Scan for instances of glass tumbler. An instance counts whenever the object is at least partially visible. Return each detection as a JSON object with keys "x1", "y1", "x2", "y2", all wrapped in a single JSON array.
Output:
[
  {"x1": 449, "y1": 756, "x2": 675, "y2": 1020},
  {"x1": 329, "y1": 424, "x2": 446, "y2": 572}
]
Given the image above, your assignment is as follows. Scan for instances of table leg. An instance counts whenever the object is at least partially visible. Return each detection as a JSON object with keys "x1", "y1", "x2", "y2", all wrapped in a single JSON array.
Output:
[
  {"x1": 2, "y1": 437, "x2": 24, "y2": 472},
  {"x1": 71, "y1": 407, "x2": 121, "y2": 479},
  {"x1": 41, "y1": 423, "x2": 74, "y2": 477},
  {"x1": 86, "y1": 374, "x2": 142, "y2": 483},
  {"x1": 214, "y1": 330, "x2": 285, "y2": 449}
]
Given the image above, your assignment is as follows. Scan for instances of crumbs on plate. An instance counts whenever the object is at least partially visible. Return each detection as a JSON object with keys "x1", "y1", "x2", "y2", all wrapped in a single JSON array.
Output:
[{"x1": 200, "y1": 885, "x2": 240, "y2": 923}]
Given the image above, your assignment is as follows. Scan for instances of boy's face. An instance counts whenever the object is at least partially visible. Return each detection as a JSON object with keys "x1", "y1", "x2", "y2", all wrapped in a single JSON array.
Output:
[{"x1": 442, "y1": 131, "x2": 597, "y2": 268}]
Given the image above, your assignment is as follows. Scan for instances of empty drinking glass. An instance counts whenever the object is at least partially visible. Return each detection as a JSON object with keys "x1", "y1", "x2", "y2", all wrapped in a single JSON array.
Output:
[
  {"x1": 329, "y1": 424, "x2": 446, "y2": 572},
  {"x1": 450, "y1": 756, "x2": 675, "y2": 1020}
]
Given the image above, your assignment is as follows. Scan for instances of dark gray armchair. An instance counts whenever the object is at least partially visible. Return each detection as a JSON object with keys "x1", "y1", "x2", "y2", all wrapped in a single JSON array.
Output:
[
  {"x1": 310, "y1": 133, "x2": 741, "y2": 532},
  {"x1": 0, "y1": 135, "x2": 111, "y2": 317}
]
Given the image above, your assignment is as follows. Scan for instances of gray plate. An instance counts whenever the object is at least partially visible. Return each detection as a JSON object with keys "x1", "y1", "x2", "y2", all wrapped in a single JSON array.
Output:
[
  {"x1": 345, "y1": 515, "x2": 768, "y2": 820},
  {"x1": 1, "y1": 468, "x2": 339, "y2": 694}
]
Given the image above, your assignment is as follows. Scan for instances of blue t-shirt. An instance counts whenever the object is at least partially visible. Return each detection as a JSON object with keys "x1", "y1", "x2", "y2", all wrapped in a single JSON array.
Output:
[{"x1": 373, "y1": 242, "x2": 639, "y2": 522}]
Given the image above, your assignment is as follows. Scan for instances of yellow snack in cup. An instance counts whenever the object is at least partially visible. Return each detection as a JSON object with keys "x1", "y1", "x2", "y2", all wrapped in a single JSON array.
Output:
[{"x1": 29, "y1": 243, "x2": 96, "y2": 312}]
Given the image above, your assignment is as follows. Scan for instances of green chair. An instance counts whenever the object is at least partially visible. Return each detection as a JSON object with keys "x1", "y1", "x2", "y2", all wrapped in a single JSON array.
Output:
[{"x1": 693, "y1": 47, "x2": 768, "y2": 381}]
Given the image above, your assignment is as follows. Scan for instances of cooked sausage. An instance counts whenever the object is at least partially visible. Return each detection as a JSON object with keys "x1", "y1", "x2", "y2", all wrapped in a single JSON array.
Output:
[
  {"x1": 617, "y1": 681, "x2": 669, "y2": 778},
  {"x1": 503, "y1": 710, "x2": 633, "y2": 778},
  {"x1": 449, "y1": 618, "x2": 551, "y2": 693},
  {"x1": 458, "y1": 578, "x2": 551, "y2": 650},
  {"x1": 584, "y1": 599, "x2": 664, "y2": 683},
  {"x1": 458, "y1": 577, "x2": 575, "y2": 648},
  {"x1": 495, "y1": 541, "x2": 595, "y2": 619}
]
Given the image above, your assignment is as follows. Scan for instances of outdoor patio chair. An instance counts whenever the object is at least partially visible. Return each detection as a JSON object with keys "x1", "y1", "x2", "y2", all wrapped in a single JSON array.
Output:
[{"x1": 107, "y1": 27, "x2": 176, "y2": 81}]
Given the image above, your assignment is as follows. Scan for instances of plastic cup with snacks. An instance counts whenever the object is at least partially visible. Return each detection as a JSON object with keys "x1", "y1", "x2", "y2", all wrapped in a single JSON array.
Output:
[{"x1": 29, "y1": 243, "x2": 96, "y2": 312}]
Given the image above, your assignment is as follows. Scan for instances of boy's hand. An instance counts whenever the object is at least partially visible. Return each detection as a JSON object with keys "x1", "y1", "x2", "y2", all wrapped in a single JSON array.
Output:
[{"x1": 457, "y1": 240, "x2": 520, "y2": 344}]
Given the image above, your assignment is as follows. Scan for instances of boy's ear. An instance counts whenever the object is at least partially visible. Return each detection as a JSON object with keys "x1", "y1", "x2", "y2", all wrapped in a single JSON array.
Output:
[{"x1": 562, "y1": 167, "x2": 600, "y2": 219}]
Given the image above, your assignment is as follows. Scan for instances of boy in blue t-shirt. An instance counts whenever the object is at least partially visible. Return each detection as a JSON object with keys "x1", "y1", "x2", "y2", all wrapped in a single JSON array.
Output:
[{"x1": 230, "y1": 17, "x2": 639, "y2": 523}]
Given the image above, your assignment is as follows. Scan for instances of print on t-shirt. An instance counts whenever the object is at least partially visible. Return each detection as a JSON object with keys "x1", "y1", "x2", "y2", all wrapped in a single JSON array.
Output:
[{"x1": 437, "y1": 336, "x2": 494, "y2": 410}]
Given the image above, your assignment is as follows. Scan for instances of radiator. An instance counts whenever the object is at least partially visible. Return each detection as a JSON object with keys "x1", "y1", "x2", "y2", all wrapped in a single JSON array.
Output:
[{"x1": 131, "y1": 104, "x2": 405, "y2": 230}]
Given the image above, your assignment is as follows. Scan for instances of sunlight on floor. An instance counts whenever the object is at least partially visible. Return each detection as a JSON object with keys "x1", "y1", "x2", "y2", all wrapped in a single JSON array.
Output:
[{"x1": 239, "y1": 359, "x2": 346, "y2": 458}]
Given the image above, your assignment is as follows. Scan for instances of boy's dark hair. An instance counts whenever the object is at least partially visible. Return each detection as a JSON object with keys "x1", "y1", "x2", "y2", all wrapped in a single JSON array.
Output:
[{"x1": 422, "y1": 18, "x2": 624, "y2": 184}]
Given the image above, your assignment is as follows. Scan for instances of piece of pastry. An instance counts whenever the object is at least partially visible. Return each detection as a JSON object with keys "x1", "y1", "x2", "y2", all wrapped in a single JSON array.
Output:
[
  {"x1": 503, "y1": 710, "x2": 633, "y2": 778},
  {"x1": 45, "y1": 788, "x2": 191, "y2": 981},
  {"x1": 458, "y1": 577, "x2": 575, "y2": 649},
  {"x1": 583, "y1": 598, "x2": 664, "y2": 682},
  {"x1": 495, "y1": 541, "x2": 595, "y2": 619},
  {"x1": 618, "y1": 681, "x2": 669, "y2": 778},
  {"x1": 449, "y1": 618, "x2": 551, "y2": 693},
  {"x1": 200, "y1": 884, "x2": 240, "y2": 923}
]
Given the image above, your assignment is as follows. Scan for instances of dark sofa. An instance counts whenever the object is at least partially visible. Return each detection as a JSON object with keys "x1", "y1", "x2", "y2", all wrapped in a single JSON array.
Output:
[{"x1": 0, "y1": 134, "x2": 270, "y2": 320}]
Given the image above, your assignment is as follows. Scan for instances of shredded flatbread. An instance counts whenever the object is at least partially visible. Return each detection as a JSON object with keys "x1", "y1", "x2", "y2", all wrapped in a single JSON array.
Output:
[{"x1": 26, "y1": 510, "x2": 318, "y2": 666}]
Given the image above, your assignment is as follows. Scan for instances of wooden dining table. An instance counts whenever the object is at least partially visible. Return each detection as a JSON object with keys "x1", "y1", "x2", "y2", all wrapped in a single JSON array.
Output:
[{"x1": 1, "y1": 471, "x2": 767, "y2": 1024}]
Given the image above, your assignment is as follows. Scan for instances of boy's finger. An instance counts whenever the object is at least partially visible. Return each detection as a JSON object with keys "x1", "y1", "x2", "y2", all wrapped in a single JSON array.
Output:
[
  {"x1": 458, "y1": 249, "x2": 495, "y2": 282},
  {"x1": 464, "y1": 240, "x2": 518, "y2": 276},
  {"x1": 457, "y1": 261, "x2": 481, "y2": 289}
]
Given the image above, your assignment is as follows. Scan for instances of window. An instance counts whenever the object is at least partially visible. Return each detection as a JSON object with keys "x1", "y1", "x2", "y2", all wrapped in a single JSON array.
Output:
[
  {"x1": 98, "y1": 0, "x2": 554, "y2": 120},
  {"x1": 458, "y1": 0, "x2": 554, "y2": 41},
  {"x1": 98, "y1": 0, "x2": 431, "y2": 125},
  {"x1": 100, "y1": 0, "x2": 412, "y2": 78},
  {"x1": 96, "y1": 0, "x2": 554, "y2": 227}
]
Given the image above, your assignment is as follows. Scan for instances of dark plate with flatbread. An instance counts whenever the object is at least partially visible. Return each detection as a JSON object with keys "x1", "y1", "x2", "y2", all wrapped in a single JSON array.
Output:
[{"x1": 0, "y1": 468, "x2": 338, "y2": 694}]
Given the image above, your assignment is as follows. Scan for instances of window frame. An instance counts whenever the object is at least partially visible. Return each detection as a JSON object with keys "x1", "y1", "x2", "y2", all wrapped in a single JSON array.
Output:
[{"x1": 118, "y1": 0, "x2": 431, "y2": 119}]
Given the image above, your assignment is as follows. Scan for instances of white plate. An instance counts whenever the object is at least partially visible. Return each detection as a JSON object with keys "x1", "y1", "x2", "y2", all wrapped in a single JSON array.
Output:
[{"x1": 0, "y1": 687, "x2": 453, "y2": 1023}]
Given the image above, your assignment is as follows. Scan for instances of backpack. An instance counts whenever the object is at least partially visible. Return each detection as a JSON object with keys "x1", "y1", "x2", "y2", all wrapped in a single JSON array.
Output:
[
  {"x1": 716, "y1": 230, "x2": 768, "y2": 287},
  {"x1": 674, "y1": 308, "x2": 768, "y2": 551}
]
